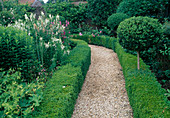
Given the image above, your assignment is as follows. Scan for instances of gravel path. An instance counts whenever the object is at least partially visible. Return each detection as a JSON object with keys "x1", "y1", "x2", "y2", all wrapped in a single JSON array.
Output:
[{"x1": 72, "y1": 45, "x2": 133, "y2": 118}]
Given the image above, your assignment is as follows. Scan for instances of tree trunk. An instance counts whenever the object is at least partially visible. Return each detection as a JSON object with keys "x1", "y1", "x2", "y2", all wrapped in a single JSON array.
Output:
[
  {"x1": 0, "y1": 0, "x2": 4, "y2": 11},
  {"x1": 137, "y1": 51, "x2": 140, "y2": 70}
]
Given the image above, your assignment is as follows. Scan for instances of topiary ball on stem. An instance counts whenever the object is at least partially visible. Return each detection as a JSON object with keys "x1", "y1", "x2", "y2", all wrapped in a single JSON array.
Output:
[
  {"x1": 107, "y1": 13, "x2": 129, "y2": 30},
  {"x1": 117, "y1": 16, "x2": 164, "y2": 70}
]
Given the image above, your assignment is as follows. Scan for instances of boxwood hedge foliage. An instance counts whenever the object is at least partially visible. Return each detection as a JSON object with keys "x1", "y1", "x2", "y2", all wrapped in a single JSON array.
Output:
[
  {"x1": 29, "y1": 39, "x2": 91, "y2": 117},
  {"x1": 115, "y1": 42, "x2": 170, "y2": 118},
  {"x1": 72, "y1": 34, "x2": 116, "y2": 50},
  {"x1": 72, "y1": 35, "x2": 170, "y2": 118},
  {"x1": 117, "y1": 16, "x2": 164, "y2": 52}
]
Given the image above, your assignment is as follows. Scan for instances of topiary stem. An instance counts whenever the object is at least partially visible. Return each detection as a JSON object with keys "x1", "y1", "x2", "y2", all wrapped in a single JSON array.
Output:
[{"x1": 137, "y1": 51, "x2": 140, "y2": 70}]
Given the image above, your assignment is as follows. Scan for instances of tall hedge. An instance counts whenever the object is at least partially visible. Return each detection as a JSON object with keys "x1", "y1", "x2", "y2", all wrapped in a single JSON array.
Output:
[
  {"x1": 117, "y1": 0, "x2": 169, "y2": 21},
  {"x1": 87, "y1": 0, "x2": 120, "y2": 28}
]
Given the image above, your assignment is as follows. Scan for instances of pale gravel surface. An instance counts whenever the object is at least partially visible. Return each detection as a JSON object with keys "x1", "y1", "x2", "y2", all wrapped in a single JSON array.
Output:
[{"x1": 72, "y1": 45, "x2": 133, "y2": 118}]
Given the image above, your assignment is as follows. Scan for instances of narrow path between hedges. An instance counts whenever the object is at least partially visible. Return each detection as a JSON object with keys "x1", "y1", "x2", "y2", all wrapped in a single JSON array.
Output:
[{"x1": 72, "y1": 45, "x2": 133, "y2": 118}]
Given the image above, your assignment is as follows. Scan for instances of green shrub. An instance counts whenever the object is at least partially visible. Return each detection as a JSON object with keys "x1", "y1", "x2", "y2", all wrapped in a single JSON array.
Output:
[
  {"x1": 117, "y1": 16, "x2": 164, "y2": 69},
  {"x1": 163, "y1": 21, "x2": 170, "y2": 38},
  {"x1": 72, "y1": 34, "x2": 116, "y2": 50},
  {"x1": 0, "y1": 69, "x2": 44, "y2": 118},
  {"x1": 44, "y1": 2, "x2": 88, "y2": 34},
  {"x1": 87, "y1": 0, "x2": 120, "y2": 28},
  {"x1": 115, "y1": 42, "x2": 170, "y2": 118},
  {"x1": 117, "y1": 16, "x2": 164, "y2": 51},
  {"x1": 107, "y1": 13, "x2": 129, "y2": 30},
  {"x1": 0, "y1": 1, "x2": 35, "y2": 21},
  {"x1": 62, "y1": 39, "x2": 91, "y2": 77},
  {"x1": 30, "y1": 39, "x2": 91, "y2": 117},
  {"x1": 13, "y1": 13, "x2": 71, "y2": 71},
  {"x1": 117, "y1": 0, "x2": 169, "y2": 21},
  {"x1": 31, "y1": 64, "x2": 83, "y2": 118},
  {"x1": 0, "y1": 10, "x2": 15, "y2": 26},
  {"x1": 0, "y1": 26, "x2": 39, "y2": 81}
]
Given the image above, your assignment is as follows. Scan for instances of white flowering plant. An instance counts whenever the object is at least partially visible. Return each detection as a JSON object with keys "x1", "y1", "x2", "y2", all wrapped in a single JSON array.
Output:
[
  {"x1": 11, "y1": 12, "x2": 71, "y2": 71},
  {"x1": 0, "y1": 10, "x2": 16, "y2": 26}
]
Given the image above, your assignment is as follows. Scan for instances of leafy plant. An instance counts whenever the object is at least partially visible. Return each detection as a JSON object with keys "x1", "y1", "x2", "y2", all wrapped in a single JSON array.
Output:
[
  {"x1": 44, "y1": 1, "x2": 88, "y2": 34},
  {"x1": 12, "y1": 12, "x2": 70, "y2": 71},
  {"x1": 117, "y1": 16, "x2": 164, "y2": 69},
  {"x1": 0, "y1": 10, "x2": 15, "y2": 26},
  {"x1": 107, "y1": 13, "x2": 129, "y2": 30},
  {"x1": 115, "y1": 42, "x2": 170, "y2": 118},
  {"x1": 117, "y1": 0, "x2": 169, "y2": 22},
  {"x1": 0, "y1": 69, "x2": 44, "y2": 117},
  {"x1": 30, "y1": 39, "x2": 91, "y2": 118},
  {"x1": 165, "y1": 89, "x2": 170, "y2": 98},
  {"x1": 0, "y1": 26, "x2": 39, "y2": 81},
  {"x1": 87, "y1": 0, "x2": 120, "y2": 28}
]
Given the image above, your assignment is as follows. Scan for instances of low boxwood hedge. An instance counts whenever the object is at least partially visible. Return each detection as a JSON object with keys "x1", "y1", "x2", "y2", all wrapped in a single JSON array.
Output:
[
  {"x1": 72, "y1": 35, "x2": 170, "y2": 118},
  {"x1": 72, "y1": 34, "x2": 116, "y2": 51},
  {"x1": 30, "y1": 39, "x2": 91, "y2": 118},
  {"x1": 115, "y1": 42, "x2": 170, "y2": 118}
]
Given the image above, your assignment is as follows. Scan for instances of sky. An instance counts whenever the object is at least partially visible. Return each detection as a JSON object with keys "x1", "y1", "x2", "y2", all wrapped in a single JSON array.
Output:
[{"x1": 43, "y1": 0, "x2": 48, "y2": 3}]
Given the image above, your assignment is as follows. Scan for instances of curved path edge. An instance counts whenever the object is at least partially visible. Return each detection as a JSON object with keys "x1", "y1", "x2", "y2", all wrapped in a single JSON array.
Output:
[{"x1": 72, "y1": 45, "x2": 133, "y2": 118}]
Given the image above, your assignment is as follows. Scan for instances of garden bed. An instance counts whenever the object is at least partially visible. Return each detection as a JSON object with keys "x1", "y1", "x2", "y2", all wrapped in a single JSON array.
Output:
[{"x1": 29, "y1": 39, "x2": 91, "y2": 117}]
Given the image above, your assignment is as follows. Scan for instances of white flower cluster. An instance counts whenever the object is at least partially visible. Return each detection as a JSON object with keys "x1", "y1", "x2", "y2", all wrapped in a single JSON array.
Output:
[{"x1": 10, "y1": 12, "x2": 70, "y2": 66}]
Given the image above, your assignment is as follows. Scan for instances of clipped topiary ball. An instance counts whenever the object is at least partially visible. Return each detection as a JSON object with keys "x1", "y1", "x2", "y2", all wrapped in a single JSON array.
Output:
[
  {"x1": 117, "y1": 16, "x2": 164, "y2": 51},
  {"x1": 117, "y1": 16, "x2": 164, "y2": 69},
  {"x1": 107, "y1": 13, "x2": 129, "y2": 30}
]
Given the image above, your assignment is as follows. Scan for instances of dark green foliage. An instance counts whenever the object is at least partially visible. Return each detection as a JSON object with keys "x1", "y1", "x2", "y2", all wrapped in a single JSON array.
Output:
[
  {"x1": 72, "y1": 34, "x2": 116, "y2": 50},
  {"x1": 87, "y1": 0, "x2": 120, "y2": 28},
  {"x1": 44, "y1": 2, "x2": 88, "y2": 33},
  {"x1": 62, "y1": 39, "x2": 91, "y2": 77},
  {"x1": 163, "y1": 21, "x2": 170, "y2": 38},
  {"x1": 117, "y1": 0, "x2": 169, "y2": 21},
  {"x1": 0, "y1": 1, "x2": 35, "y2": 21},
  {"x1": 31, "y1": 64, "x2": 83, "y2": 118},
  {"x1": 30, "y1": 39, "x2": 91, "y2": 117},
  {"x1": 115, "y1": 42, "x2": 170, "y2": 118},
  {"x1": 117, "y1": 16, "x2": 169, "y2": 79},
  {"x1": 0, "y1": 26, "x2": 39, "y2": 81},
  {"x1": 107, "y1": 13, "x2": 129, "y2": 30},
  {"x1": 117, "y1": 16, "x2": 164, "y2": 51},
  {"x1": 0, "y1": 10, "x2": 15, "y2": 26}
]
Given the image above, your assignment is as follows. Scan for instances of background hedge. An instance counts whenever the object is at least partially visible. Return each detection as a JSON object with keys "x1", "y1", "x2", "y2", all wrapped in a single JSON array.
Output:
[{"x1": 117, "y1": 0, "x2": 169, "y2": 22}]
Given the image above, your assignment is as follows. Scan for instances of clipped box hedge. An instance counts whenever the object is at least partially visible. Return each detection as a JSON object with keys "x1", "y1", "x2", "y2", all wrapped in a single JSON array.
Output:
[
  {"x1": 73, "y1": 35, "x2": 170, "y2": 118},
  {"x1": 72, "y1": 34, "x2": 116, "y2": 50},
  {"x1": 30, "y1": 39, "x2": 91, "y2": 118},
  {"x1": 115, "y1": 42, "x2": 170, "y2": 118}
]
